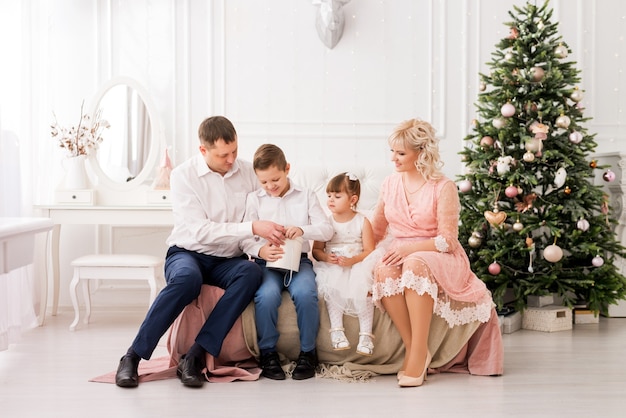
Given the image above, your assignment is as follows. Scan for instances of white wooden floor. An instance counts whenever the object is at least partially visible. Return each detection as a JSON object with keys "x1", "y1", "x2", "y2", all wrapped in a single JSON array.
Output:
[{"x1": 1, "y1": 308, "x2": 625, "y2": 418}]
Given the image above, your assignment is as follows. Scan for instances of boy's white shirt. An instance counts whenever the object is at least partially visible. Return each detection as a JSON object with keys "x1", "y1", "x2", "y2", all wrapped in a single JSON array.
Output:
[{"x1": 241, "y1": 179, "x2": 334, "y2": 258}]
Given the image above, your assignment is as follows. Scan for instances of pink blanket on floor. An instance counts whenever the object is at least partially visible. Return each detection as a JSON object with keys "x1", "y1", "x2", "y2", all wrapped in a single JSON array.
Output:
[{"x1": 90, "y1": 286, "x2": 260, "y2": 384}]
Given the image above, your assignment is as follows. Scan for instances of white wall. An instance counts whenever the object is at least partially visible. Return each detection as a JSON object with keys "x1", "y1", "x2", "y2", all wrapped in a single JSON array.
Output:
[{"x1": 2, "y1": 0, "x2": 626, "y2": 308}]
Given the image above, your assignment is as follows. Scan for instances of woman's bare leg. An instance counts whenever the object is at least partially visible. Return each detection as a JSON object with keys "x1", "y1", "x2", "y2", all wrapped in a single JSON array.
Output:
[
  {"x1": 381, "y1": 294, "x2": 412, "y2": 371},
  {"x1": 403, "y1": 288, "x2": 433, "y2": 378}
]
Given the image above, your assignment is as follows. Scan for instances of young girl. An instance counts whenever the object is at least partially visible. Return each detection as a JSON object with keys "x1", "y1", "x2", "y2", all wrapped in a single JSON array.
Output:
[{"x1": 312, "y1": 172, "x2": 384, "y2": 356}]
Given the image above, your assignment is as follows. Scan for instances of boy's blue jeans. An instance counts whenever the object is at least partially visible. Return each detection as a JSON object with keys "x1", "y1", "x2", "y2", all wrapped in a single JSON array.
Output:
[{"x1": 254, "y1": 256, "x2": 319, "y2": 355}]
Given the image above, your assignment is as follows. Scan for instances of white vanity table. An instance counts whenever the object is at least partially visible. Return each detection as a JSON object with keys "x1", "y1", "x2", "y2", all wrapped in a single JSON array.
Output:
[
  {"x1": 0, "y1": 217, "x2": 54, "y2": 328},
  {"x1": 34, "y1": 76, "x2": 175, "y2": 319},
  {"x1": 34, "y1": 205, "x2": 173, "y2": 317}
]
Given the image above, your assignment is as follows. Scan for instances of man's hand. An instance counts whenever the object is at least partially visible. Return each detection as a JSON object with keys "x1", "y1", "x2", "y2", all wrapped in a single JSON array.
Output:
[{"x1": 252, "y1": 220, "x2": 286, "y2": 246}]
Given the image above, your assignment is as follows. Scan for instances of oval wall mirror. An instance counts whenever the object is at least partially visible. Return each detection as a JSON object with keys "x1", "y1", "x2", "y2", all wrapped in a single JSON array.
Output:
[{"x1": 87, "y1": 77, "x2": 164, "y2": 191}]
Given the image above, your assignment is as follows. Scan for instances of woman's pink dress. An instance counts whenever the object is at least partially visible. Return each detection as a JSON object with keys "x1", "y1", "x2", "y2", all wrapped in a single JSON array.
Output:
[{"x1": 371, "y1": 173, "x2": 503, "y2": 375}]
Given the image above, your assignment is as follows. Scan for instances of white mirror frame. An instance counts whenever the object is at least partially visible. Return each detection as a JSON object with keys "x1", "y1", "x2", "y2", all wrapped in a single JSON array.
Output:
[{"x1": 87, "y1": 77, "x2": 165, "y2": 191}]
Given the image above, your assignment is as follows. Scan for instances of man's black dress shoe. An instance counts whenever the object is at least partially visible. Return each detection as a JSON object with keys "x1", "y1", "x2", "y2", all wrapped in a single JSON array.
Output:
[
  {"x1": 176, "y1": 354, "x2": 206, "y2": 388},
  {"x1": 292, "y1": 350, "x2": 318, "y2": 380},
  {"x1": 260, "y1": 351, "x2": 286, "y2": 380},
  {"x1": 115, "y1": 354, "x2": 140, "y2": 388}
]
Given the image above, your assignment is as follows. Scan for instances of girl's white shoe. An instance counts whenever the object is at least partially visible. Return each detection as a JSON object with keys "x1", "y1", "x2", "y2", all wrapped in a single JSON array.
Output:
[
  {"x1": 356, "y1": 332, "x2": 375, "y2": 356},
  {"x1": 329, "y1": 328, "x2": 351, "y2": 350}
]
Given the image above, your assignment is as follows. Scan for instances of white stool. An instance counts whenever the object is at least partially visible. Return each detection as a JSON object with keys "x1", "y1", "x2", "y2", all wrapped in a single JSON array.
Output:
[{"x1": 69, "y1": 254, "x2": 163, "y2": 331}]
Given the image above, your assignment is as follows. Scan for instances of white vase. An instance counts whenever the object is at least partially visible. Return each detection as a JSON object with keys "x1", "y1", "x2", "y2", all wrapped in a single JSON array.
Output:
[{"x1": 64, "y1": 155, "x2": 89, "y2": 190}]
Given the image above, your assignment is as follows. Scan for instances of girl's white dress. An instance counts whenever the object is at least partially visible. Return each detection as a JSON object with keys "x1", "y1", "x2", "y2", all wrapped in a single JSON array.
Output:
[{"x1": 314, "y1": 212, "x2": 384, "y2": 316}]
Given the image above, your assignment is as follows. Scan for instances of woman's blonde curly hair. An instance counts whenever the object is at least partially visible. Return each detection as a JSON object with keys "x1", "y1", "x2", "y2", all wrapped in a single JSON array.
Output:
[{"x1": 388, "y1": 118, "x2": 444, "y2": 181}]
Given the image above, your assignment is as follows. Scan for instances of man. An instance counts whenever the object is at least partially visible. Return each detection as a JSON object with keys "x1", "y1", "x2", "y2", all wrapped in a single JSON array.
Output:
[{"x1": 115, "y1": 116, "x2": 286, "y2": 388}]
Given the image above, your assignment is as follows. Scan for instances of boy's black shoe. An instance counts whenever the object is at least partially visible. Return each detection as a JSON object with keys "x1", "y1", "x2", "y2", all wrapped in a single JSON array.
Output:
[
  {"x1": 260, "y1": 351, "x2": 286, "y2": 380},
  {"x1": 292, "y1": 350, "x2": 318, "y2": 380}
]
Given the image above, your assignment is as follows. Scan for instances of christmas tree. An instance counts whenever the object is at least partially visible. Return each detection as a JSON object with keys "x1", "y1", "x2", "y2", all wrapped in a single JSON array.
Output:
[{"x1": 457, "y1": 0, "x2": 626, "y2": 313}]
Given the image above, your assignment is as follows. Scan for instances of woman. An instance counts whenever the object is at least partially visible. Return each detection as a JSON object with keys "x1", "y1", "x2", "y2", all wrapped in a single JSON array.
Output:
[{"x1": 371, "y1": 118, "x2": 503, "y2": 387}]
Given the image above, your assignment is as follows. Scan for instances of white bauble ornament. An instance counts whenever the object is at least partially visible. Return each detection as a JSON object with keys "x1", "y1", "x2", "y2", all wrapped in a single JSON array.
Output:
[
  {"x1": 492, "y1": 117, "x2": 507, "y2": 129},
  {"x1": 555, "y1": 44, "x2": 568, "y2": 58},
  {"x1": 504, "y1": 51, "x2": 513, "y2": 60},
  {"x1": 543, "y1": 244, "x2": 564, "y2": 263},
  {"x1": 523, "y1": 151, "x2": 536, "y2": 162},
  {"x1": 556, "y1": 115, "x2": 571, "y2": 129},
  {"x1": 592, "y1": 256, "x2": 604, "y2": 267},
  {"x1": 569, "y1": 131, "x2": 583, "y2": 144},
  {"x1": 458, "y1": 180, "x2": 472, "y2": 193},
  {"x1": 513, "y1": 221, "x2": 524, "y2": 232},
  {"x1": 479, "y1": 82, "x2": 486, "y2": 92},
  {"x1": 571, "y1": 89, "x2": 584, "y2": 102},
  {"x1": 554, "y1": 167, "x2": 567, "y2": 188},
  {"x1": 577, "y1": 219, "x2": 590, "y2": 232}
]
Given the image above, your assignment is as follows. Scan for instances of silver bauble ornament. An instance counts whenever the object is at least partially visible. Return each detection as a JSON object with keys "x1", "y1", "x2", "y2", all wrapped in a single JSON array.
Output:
[
  {"x1": 569, "y1": 131, "x2": 583, "y2": 144},
  {"x1": 555, "y1": 44, "x2": 568, "y2": 58},
  {"x1": 468, "y1": 235, "x2": 482, "y2": 248},
  {"x1": 592, "y1": 256, "x2": 604, "y2": 267},
  {"x1": 556, "y1": 115, "x2": 571, "y2": 129},
  {"x1": 523, "y1": 151, "x2": 536, "y2": 162},
  {"x1": 571, "y1": 89, "x2": 584, "y2": 102},
  {"x1": 577, "y1": 219, "x2": 590, "y2": 231}
]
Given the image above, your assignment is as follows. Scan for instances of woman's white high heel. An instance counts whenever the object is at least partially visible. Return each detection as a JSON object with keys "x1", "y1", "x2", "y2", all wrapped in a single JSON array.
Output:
[
  {"x1": 329, "y1": 328, "x2": 351, "y2": 350},
  {"x1": 398, "y1": 350, "x2": 431, "y2": 387}
]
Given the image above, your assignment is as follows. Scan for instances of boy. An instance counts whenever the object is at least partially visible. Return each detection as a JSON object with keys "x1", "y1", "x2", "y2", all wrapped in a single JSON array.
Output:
[{"x1": 241, "y1": 144, "x2": 333, "y2": 380}]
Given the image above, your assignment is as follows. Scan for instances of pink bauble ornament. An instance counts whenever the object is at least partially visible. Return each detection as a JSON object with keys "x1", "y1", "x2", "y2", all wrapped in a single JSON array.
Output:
[
  {"x1": 543, "y1": 244, "x2": 564, "y2": 263},
  {"x1": 603, "y1": 169, "x2": 616, "y2": 182},
  {"x1": 488, "y1": 262, "x2": 501, "y2": 275},
  {"x1": 556, "y1": 115, "x2": 571, "y2": 129},
  {"x1": 501, "y1": 102, "x2": 516, "y2": 117},
  {"x1": 592, "y1": 256, "x2": 604, "y2": 267},
  {"x1": 505, "y1": 185, "x2": 519, "y2": 198},
  {"x1": 531, "y1": 66, "x2": 545, "y2": 82},
  {"x1": 480, "y1": 136, "x2": 494, "y2": 148},
  {"x1": 569, "y1": 131, "x2": 583, "y2": 144},
  {"x1": 458, "y1": 180, "x2": 473, "y2": 193},
  {"x1": 577, "y1": 219, "x2": 590, "y2": 232}
]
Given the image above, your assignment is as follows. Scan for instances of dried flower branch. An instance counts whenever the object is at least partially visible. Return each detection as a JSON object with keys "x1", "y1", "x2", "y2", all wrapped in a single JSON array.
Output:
[{"x1": 51, "y1": 101, "x2": 110, "y2": 157}]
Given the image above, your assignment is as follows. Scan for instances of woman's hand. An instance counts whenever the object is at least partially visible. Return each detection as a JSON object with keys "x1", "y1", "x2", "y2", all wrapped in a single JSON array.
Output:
[
  {"x1": 382, "y1": 245, "x2": 411, "y2": 265},
  {"x1": 336, "y1": 256, "x2": 356, "y2": 267},
  {"x1": 259, "y1": 243, "x2": 285, "y2": 262}
]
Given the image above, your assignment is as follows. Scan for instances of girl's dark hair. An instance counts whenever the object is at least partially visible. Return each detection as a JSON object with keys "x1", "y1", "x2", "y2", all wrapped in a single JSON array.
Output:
[{"x1": 326, "y1": 172, "x2": 361, "y2": 207}]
